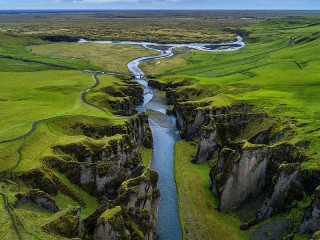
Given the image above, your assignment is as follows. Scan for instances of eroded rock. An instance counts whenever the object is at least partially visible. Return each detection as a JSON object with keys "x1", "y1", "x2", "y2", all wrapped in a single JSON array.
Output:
[
  {"x1": 86, "y1": 168, "x2": 160, "y2": 240},
  {"x1": 299, "y1": 186, "x2": 320, "y2": 235},
  {"x1": 16, "y1": 189, "x2": 59, "y2": 212},
  {"x1": 42, "y1": 206, "x2": 83, "y2": 238}
]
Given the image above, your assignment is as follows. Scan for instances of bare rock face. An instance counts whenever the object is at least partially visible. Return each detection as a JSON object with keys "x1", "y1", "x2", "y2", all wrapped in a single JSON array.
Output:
[
  {"x1": 193, "y1": 125, "x2": 221, "y2": 164},
  {"x1": 299, "y1": 186, "x2": 320, "y2": 235},
  {"x1": 257, "y1": 164, "x2": 303, "y2": 220},
  {"x1": 86, "y1": 168, "x2": 160, "y2": 240},
  {"x1": 42, "y1": 206, "x2": 83, "y2": 238},
  {"x1": 210, "y1": 142, "x2": 304, "y2": 212},
  {"x1": 210, "y1": 143, "x2": 269, "y2": 211},
  {"x1": 16, "y1": 189, "x2": 59, "y2": 212},
  {"x1": 174, "y1": 103, "x2": 206, "y2": 140}
]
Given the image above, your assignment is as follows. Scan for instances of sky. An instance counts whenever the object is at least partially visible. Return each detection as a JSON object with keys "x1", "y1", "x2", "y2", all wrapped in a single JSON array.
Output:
[{"x1": 0, "y1": 0, "x2": 319, "y2": 10}]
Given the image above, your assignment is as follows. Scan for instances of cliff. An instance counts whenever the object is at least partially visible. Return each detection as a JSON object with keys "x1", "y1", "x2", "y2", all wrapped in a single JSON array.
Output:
[
  {"x1": 86, "y1": 168, "x2": 160, "y2": 240},
  {"x1": 5, "y1": 73, "x2": 160, "y2": 239},
  {"x1": 149, "y1": 78, "x2": 319, "y2": 236}
]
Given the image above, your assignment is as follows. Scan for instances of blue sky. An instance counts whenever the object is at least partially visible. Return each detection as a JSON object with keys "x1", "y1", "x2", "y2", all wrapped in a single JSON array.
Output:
[{"x1": 0, "y1": 0, "x2": 319, "y2": 10}]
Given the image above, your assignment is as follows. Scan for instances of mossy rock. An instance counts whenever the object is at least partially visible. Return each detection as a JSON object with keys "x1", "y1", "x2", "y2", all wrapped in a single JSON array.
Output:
[
  {"x1": 313, "y1": 230, "x2": 320, "y2": 239},
  {"x1": 99, "y1": 206, "x2": 122, "y2": 221},
  {"x1": 19, "y1": 169, "x2": 58, "y2": 195},
  {"x1": 42, "y1": 206, "x2": 83, "y2": 238},
  {"x1": 95, "y1": 206, "x2": 131, "y2": 239},
  {"x1": 142, "y1": 127, "x2": 153, "y2": 149}
]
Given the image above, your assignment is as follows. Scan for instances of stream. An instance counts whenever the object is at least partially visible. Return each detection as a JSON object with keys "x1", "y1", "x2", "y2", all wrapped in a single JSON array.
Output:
[{"x1": 80, "y1": 36, "x2": 245, "y2": 239}]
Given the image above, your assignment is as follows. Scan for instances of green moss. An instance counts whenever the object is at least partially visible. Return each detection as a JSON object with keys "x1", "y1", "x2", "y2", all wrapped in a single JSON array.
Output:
[
  {"x1": 312, "y1": 231, "x2": 320, "y2": 240},
  {"x1": 42, "y1": 206, "x2": 82, "y2": 238},
  {"x1": 128, "y1": 222, "x2": 144, "y2": 239},
  {"x1": 100, "y1": 206, "x2": 122, "y2": 221}
]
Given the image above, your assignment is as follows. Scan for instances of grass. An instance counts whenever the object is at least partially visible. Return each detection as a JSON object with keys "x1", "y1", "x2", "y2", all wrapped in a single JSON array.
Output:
[
  {"x1": 54, "y1": 171, "x2": 100, "y2": 219},
  {"x1": 146, "y1": 16, "x2": 320, "y2": 167},
  {"x1": 0, "y1": 70, "x2": 102, "y2": 141},
  {"x1": 0, "y1": 11, "x2": 254, "y2": 43},
  {"x1": 29, "y1": 42, "x2": 158, "y2": 73},
  {"x1": 138, "y1": 146, "x2": 153, "y2": 167},
  {"x1": 174, "y1": 140, "x2": 247, "y2": 240}
]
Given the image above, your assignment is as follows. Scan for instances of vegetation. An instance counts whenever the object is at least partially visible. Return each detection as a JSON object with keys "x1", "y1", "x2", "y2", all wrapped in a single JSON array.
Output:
[
  {"x1": 29, "y1": 42, "x2": 157, "y2": 72},
  {"x1": 1, "y1": 10, "x2": 318, "y2": 44},
  {"x1": 175, "y1": 140, "x2": 247, "y2": 240}
]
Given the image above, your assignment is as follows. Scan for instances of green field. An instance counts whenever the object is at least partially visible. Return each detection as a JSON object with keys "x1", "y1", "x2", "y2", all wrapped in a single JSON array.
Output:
[{"x1": 29, "y1": 42, "x2": 157, "y2": 73}]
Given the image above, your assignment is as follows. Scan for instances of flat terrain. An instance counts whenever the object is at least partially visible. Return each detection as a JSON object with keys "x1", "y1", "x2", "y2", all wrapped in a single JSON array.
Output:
[
  {"x1": 29, "y1": 42, "x2": 158, "y2": 72},
  {"x1": 1, "y1": 10, "x2": 319, "y2": 43}
]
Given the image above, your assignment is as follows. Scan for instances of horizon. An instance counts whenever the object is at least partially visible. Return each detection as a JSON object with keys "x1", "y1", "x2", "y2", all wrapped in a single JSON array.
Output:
[
  {"x1": 0, "y1": 0, "x2": 319, "y2": 11},
  {"x1": 1, "y1": 9, "x2": 320, "y2": 12}
]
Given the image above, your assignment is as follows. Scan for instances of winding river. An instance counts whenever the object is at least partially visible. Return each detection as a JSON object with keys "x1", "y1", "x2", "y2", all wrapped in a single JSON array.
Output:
[{"x1": 80, "y1": 37, "x2": 245, "y2": 239}]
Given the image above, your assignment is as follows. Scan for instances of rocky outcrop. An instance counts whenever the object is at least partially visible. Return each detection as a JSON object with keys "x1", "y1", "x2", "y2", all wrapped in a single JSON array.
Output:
[
  {"x1": 210, "y1": 142, "x2": 304, "y2": 212},
  {"x1": 106, "y1": 82, "x2": 144, "y2": 116},
  {"x1": 66, "y1": 113, "x2": 152, "y2": 148},
  {"x1": 193, "y1": 107, "x2": 266, "y2": 163},
  {"x1": 45, "y1": 113, "x2": 152, "y2": 196},
  {"x1": 42, "y1": 206, "x2": 83, "y2": 238},
  {"x1": 148, "y1": 79, "x2": 191, "y2": 92},
  {"x1": 148, "y1": 78, "x2": 313, "y2": 236},
  {"x1": 16, "y1": 189, "x2": 59, "y2": 212},
  {"x1": 47, "y1": 134, "x2": 143, "y2": 196},
  {"x1": 299, "y1": 186, "x2": 320, "y2": 235},
  {"x1": 86, "y1": 168, "x2": 160, "y2": 240},
  {"x1": 94, "y1": 206, "x2": 131, "y2": 239},
  {"x1": 19, "y1": 169, "x2": 59, "y2": 195},
  {"x1": 128, "y1": 113, "x2": 153, "y2": 148},
  {"x1": 210, "y1": 143, "x2": 269, "y2": 211},
  {"x1": 193, "y1": 125, "x2": 221, "y2": 163}
]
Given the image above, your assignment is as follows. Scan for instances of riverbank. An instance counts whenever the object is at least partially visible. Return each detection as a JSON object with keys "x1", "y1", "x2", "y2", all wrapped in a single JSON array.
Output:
[
  {"x1": 125, "y1": 36, "x2": 246, "y2": 239},
  {"x1": 175, "y1": 140, "x2": 247, "y2": 240}
]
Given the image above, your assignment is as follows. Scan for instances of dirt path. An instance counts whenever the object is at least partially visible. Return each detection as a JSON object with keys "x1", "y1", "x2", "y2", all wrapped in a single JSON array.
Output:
[{"x1": 81, "y1": 74, "x2": 106, "y2": 112}]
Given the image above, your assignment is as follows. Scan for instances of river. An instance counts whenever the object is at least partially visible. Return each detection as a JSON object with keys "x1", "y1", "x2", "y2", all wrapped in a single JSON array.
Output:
[{"x1": 80, "y1": 37, "x2": 245, "y2": 239}]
